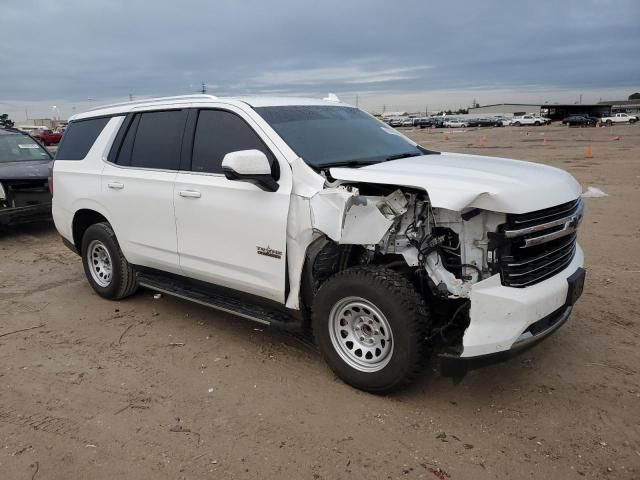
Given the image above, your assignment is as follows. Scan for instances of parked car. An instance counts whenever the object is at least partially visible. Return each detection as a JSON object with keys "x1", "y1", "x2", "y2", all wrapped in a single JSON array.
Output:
[
  {"x1": 388, "y1": 118, "x2": 404, "y2": 127},
  {"x1": 52, "y1": 95, "x2": 585, "y2": 393},
  {"x1": 467, "y1": 117, "x2": 503, "y2": 127},
  {"x1": 511, "y1": 115, "x2": 544, "y2": 126},
  {"x1": 599, "y1": 113, "x2": 638, "y2": 125},
  {"x1": 0, "y1": 128, "x2": 53, "y2": 226},
  {"x1": 413, "y1": 118, "x2": 433, "y2": 129},
  {"x1": 401, "y1": 118, "x2": 415, "y2": 127},
  {"x1": 562, "y1": 116, "x2": 596, "y2": 127},
  {"x1": 431, "y1": 117, "x2": 447, "y2": 128},
  {"x1": 32, "y1": 129, "x2": 63, "y2": 146},
  {"x1": 444, "y1": 119, "x2": 467, "y2": 128}
]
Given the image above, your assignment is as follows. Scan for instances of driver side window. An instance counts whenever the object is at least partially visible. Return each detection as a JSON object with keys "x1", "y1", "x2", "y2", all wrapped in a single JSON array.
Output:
[{"x1": 191, "y1": 109, "x2": 279, "y2": 179}]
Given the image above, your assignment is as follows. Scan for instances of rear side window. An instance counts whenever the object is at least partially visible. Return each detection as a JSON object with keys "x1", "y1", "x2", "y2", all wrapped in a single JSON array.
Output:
[
  {"x1": 191, "y1": 109, "x2": 277, "y2": 177},
  {"x1": 55, "y1": 117, "x2": 110, "y2": 160},
  {"x1": 116, "y1": 110, "x2": 186, "y2": 170}
]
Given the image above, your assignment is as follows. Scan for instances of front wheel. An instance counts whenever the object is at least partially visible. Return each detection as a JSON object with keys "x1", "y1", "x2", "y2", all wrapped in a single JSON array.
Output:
[
  {"x1": 513, "y1": 121, "x2": 521, "y2": 126},
  {"x1": 81, "y1": 222, "x2": 138, "y2": 300},
  {"x1": 312, "y1": 267, "x2": 430, "y2": 393}
]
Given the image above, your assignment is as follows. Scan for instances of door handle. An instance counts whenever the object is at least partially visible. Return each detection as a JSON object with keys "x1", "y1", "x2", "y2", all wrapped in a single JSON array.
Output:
[
  {"x1": 178, "y1": 190, "x2": 201, "y2": 198},
  {"x1": 107, "y1": 182, "x2": 124, "y2": 190}
]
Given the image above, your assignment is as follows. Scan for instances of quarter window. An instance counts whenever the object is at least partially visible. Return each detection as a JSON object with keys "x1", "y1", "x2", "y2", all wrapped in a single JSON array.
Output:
[
  {"x1": 191, "y1": 109, "x2": 278, "y2": 177},
  {"x1": 55, "y1": 117, "x2": 110, "y2": 160}
]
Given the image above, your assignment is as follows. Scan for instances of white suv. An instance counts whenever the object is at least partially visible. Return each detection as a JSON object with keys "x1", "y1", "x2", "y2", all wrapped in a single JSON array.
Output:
[{"x1": 52, "y1": 94, "x2": 585, "y2": 392}]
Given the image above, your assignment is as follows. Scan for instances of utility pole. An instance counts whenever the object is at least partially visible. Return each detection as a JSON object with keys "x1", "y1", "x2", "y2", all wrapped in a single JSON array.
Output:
[
  {"x1": 129, "y1": 93, "x2": 133, "y2": 102},
  {"x1": 201, "y1": 82, "x2": 207, "y2": 94},
  {"x1": 382, "y1": 104, "x2": 386, "y2": 114},
  {"x1": 425, "y1": 105, "x2": 428, "y2": 117},
  {"x1": 356, "y1": 95, "x2": 359, "y2": 108}
]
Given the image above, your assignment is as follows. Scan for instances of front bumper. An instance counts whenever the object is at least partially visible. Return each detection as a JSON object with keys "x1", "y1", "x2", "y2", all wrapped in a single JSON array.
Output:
[
  {"x1": 0, "y1": 203, "x2": 52, "y2": 226},
  {"x1": 438, "y1": 244, "x2": 585, "y2": 375},
  {"x1": 439, "y1": 303, "x2": 574, "y2": 376}
]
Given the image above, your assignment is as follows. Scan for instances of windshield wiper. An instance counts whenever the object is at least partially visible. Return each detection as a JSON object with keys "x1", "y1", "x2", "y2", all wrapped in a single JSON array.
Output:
[
  {"x1": 321, "y1": 160, "x2": 379, "y2": 168},
  {"x1": 384, "y1": 152, "x2": 422, "y2": 161}
]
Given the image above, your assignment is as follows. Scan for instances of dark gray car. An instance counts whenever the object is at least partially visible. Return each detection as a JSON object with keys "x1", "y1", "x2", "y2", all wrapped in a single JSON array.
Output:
[{"x1": 0, "y1": 128, "x2": 53, "y2": 225}]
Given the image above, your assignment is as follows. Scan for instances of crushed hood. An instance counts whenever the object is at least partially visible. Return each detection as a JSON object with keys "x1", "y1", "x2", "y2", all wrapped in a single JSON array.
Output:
[{"x1": 330, "y1": 152, "x2": 582, "y2": 214}]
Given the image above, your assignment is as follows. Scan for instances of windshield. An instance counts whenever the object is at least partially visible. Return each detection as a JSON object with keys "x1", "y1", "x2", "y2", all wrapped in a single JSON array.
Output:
[
  {"x1": 0, "y1": 134, "x2": 50, "y2": 163},
  {"x1": 255, "y1": 105, "x2": 424, "y2": 167}
]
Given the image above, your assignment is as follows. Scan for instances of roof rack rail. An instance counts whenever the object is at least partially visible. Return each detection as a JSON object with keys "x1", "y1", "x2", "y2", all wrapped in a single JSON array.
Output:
[{"x1": 87, "y1": 94, "x2": 219, "y2": 112}]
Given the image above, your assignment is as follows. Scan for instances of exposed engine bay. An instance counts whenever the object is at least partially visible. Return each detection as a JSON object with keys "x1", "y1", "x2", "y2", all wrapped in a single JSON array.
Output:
[{"x1": 308, "y1": 183, "x2": 506, "y2": 301}]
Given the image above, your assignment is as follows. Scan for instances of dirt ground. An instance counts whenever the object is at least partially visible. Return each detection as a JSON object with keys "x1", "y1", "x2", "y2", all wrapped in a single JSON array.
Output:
[{"x1": 1, "y1": 123, "x2": 639, "y2": 480}]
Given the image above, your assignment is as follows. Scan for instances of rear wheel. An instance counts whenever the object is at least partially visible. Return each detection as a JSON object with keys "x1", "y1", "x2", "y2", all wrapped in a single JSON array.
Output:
[
  {"x1": 513, "y1": 121, "x2": 521, "y2": 126},
  {"x1": 312, "y1": 266, "x2": 429, "y2": 393},
  {"x1": 606, "y1": 120, "x2": 612, "y2": 126},
  {"x1": 81, "y1": 222, "x2": 138, "y2": 300}
]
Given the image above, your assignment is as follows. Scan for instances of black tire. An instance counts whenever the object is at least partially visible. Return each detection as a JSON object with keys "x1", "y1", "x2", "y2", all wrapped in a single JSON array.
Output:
[
  {"x1": 534, "y1": 121, "x2": 541, "y2": 126},
  {"x1": 513, "y1": 121, "x2": 521, "y2": 126},
  {"x1": 606, "y1": 120, "x2": 612, "y2": 126},
  {"x1": 312, "y1": 266, "x2": 430, "y2": 393},
  {"x1": 81, "y1": 222, "x2": 138, "y2": 300},
  {"x1": 630, "y1": 119, "x2": 636, "y2": 124}
]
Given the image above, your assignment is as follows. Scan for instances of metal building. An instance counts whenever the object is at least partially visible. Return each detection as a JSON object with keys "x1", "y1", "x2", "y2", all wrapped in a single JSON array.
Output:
[{"x1": 469, "y1": 103, "x2": 612, "y2": 120}]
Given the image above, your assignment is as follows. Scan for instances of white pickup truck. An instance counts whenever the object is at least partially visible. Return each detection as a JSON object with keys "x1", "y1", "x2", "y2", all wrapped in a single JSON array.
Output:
[
  {"x1": 511, "y1": 115, "x2": 548, "y2": 126},
  {"x1": 599, "y1": 113, "x2": 638, "y2": 125},
  {"x1": 51, "y1": 94, "x2": 586, "y2": 393}
]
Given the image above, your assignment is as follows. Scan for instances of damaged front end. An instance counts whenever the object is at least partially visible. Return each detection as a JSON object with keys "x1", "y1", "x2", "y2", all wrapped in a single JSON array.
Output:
[{"x1": 286, "y1": 161, "x2": 506, "y2": 354}]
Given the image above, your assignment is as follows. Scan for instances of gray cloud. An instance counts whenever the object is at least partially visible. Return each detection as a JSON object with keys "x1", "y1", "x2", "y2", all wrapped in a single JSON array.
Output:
[{"x1": 1, "y1": 0, "x2": 639, "y2": 118}]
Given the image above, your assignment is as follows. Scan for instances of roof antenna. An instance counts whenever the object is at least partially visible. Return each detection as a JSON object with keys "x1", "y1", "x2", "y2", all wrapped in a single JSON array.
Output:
[{"x1": 323, "y1": 93, "x2": 340, "y2": 102}]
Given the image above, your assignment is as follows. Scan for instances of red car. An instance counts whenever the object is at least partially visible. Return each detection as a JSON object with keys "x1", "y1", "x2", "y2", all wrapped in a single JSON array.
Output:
[{"x1": 32, "y1": 129, "x2": 63, "y2": 146}]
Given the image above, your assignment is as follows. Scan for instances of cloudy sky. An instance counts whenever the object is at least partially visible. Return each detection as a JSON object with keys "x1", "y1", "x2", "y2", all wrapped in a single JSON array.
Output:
[{"x1": 1, "y1": 0, "x2": 639, "y2": 120}]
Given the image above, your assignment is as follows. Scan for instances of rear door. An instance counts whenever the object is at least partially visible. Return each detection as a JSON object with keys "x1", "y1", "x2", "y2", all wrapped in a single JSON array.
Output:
[
  {"x1": 101, "y1": 109, "x2": 187, "y2": 273},
  {"x1": 174, "y1": 106, "x2": 291, "y2": 303}
]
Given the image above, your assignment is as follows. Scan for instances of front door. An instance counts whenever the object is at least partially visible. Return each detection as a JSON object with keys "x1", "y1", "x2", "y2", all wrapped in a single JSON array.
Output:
[{"x1": 174, "y1": 107, "x2": 291, "y2": 303}]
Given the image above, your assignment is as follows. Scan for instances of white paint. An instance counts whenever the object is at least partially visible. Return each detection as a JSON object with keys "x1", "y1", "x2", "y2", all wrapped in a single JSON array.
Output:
[
  {"x1": 330, "y1": 152, "x2": 582, "y2": 214},
  {"x1": 221, "y1": 149, "x2": 271, "y2": 175},
  {"x1": 461, "y1": 244, "x2": 584, "y2": 357}
]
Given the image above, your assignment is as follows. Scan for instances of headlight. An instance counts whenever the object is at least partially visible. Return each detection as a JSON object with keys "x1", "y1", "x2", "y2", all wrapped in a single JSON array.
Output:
[{"x1": 0, "y1": 182, "x2": 5, "y2": 201}]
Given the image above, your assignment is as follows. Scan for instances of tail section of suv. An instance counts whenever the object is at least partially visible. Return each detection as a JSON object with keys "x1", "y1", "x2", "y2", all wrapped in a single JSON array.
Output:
[{"x1": 52, "y1": 95, "x2": 585, "y2": 393}]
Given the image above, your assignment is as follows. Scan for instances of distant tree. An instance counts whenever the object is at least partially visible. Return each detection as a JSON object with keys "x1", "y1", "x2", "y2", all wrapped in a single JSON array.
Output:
[
  {"x1": 0, "y1": 113, "x2": 14, "y2": 128},
  {"x1": 455, "y1": 108, "x2": 469, "y2": 115},
  {"x1": 629, "y1": 93, "x2": 640, "y2": 100}
]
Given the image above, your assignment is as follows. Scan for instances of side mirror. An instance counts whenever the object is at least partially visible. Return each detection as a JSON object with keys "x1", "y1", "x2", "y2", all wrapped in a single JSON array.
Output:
[{"x1": 221, "y1": 149, "x2": 278, "y2": 192}]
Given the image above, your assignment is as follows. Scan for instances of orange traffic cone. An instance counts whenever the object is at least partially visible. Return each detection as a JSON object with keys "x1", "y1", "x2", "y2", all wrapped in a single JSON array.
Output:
[
  {"x1": 543, "y1": 134, "x2": 548, "y2": 145},
  {"x1": 479, "y1": 136, "x2": 486, "y2": 146},
  {"x1": 612, "y1": 136, "x2": 620, "y2": 141},
  {"x1": 444, "y1": 135, "x2": 449, "y2": 141},
  {"x1": 585, "y1": 146, "x2": 593, "y2": 158}
]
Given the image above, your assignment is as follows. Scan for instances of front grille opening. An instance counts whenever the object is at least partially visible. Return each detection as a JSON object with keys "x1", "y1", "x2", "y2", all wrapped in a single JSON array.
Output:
[{"x1": 498, "y1": 200, "x2": 581, "y2": 288}]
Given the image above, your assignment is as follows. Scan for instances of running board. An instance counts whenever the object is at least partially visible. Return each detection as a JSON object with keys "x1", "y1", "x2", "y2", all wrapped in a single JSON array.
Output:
[{"x1": 137, "y1": 273, "x2": 301, "y2": 330}]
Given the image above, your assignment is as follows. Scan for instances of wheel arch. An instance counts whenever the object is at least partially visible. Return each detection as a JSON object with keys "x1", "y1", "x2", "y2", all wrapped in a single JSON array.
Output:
[
  {"x1": 299, "y1": 236, "x2": 369, "y2": 319},
  {"x1": 72, "y1": 209, "x2": 110, "y2": 252}
]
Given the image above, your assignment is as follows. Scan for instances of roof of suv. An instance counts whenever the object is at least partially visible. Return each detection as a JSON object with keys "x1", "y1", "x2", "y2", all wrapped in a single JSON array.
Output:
[{"x1": 71, "y1": 95, "x2": 352, "y2": 121}]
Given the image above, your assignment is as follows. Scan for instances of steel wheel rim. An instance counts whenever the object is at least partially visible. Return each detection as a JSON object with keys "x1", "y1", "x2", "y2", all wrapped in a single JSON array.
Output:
[
  {"x1": 87, "y1": 240, "x2": 113, "y2": 287},
  {"x1": 328, "y1": 296, "x2": 394, "y2": 373}
]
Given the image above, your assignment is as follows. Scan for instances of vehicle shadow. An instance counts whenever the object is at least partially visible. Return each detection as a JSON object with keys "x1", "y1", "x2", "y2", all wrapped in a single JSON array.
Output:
[{"x1": 0, "y1": 219, "x2": 56, "y2": 238}]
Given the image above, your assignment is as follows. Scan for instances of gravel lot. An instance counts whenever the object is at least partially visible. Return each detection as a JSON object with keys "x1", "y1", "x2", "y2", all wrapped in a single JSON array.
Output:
[{"x1": 1, "y1": 123, "x2": 639, "y2": 479}]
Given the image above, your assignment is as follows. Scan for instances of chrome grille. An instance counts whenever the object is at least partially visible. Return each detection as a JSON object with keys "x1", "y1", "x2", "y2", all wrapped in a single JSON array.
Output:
[{"x1": 498, "y1": 199, "x2": 583, "y2": 287}]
